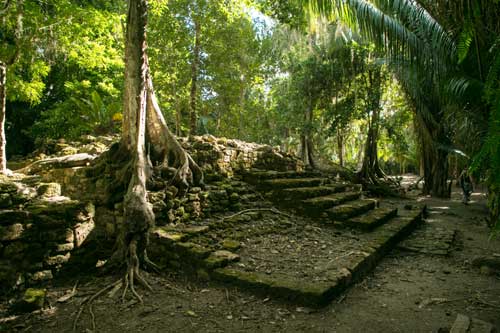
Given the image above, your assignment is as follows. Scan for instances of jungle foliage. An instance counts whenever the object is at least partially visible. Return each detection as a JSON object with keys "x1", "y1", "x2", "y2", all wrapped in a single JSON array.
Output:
[{"x1": 2, "y1": 0, "x2": 498, "y2": 230}]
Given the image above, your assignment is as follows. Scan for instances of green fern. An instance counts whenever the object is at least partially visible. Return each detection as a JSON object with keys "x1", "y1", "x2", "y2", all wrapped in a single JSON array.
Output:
[{"x1": 457, "y1": 23, "x2": 474, "y2": 64}]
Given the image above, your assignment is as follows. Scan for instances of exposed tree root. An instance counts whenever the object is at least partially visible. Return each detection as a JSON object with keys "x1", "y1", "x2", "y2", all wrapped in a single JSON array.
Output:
[
  {"x1": 72, "y1": 279, "x2": 120, "y2": 332},
  {"x1": 222, "y1": 207, "x2": 293, "y2": 221},
  {"x1": 74, "y1": 1, "x2": 204, "y2": 330},
  {"x1": 145, "y1": 75, "x2": 204, "y2": 191}
]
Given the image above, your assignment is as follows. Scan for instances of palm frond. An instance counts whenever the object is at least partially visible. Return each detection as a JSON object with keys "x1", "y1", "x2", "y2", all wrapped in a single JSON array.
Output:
[{"x1": 300, "y1": 0, "x2": 456, "y2": 73}]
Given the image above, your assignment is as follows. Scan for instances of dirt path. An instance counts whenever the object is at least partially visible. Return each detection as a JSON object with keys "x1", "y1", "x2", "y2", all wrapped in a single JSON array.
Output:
[{"x1": 1, "y1": 186, "x2": 499, "y2": 332}]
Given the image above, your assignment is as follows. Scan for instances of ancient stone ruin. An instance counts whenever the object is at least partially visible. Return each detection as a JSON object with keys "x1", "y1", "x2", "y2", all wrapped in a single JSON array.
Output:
[{"x1": 1, "y1": 135, "x2": 425, "y2": 307}]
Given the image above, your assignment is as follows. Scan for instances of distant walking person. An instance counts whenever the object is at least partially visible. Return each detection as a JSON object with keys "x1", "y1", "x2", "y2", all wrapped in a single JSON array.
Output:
[{"x1": 459, "y1": 168, "x2": 473, "y2": 204}]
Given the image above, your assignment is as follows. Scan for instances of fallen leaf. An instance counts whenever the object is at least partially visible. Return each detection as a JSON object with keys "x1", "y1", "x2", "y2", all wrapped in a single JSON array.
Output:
[
  {"x1": 418, "y1": 298, "x2": 448, "y2": 309},
  {"x1": 186, "y1": 310, "x2": 198, "y2": 318},
  {"x1": 295, "y1": 307, "x2": 314, "y2": 314},
  {"x1": 57, "y1": 290, "x2": 77, "y2": 303}
]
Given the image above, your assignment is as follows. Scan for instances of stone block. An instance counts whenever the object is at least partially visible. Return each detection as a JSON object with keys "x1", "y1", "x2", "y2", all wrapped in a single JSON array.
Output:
[
  {"x1": 0, "y1": 223, "x2": 24, "y2": 241},
  {"x1": 204, "y1": 250, "x2": 240, "y2": 269},
  {"x1": 0, "y1": 180, "x2": 18, "y2": 193},
  {"x1": 152, "y1": 228, "x2": 187, "y2": 243},
  {"x1": 0, "y1": 210, "x2": 32, "y2": 226},
  {"x1": 105, "y1": 222, "x2": 116, "y2": 236},
  {"x1": 4, "y1": 242, "x2": 27, "y2": 258},
  {"x1": 0, "y1": 259, "x2": 15, "y2": 278},
  {"x1": 40, "y1": 228, "x2": 74, "y2": 243},
  {"x1": 44, "y1": 252, "x2": 71, "y2": 266},
  {"x1": 221, "y1": 239, "x2": 241, "y2": 251},
  {"x1": 37, "y1": 183, "x2": 62, "y2": 197},
  {"x1": 52, "y1": 242, "x2": 74, "y2": 252},
  {"x1": 13, "y1": 288, "x2": 46, "y2": 313},
  {"x1": 29, "y1": 270, "x2": 53, "y2": 282},
  {"x1": 74, "y1": 219, "x2": 95, "y2": 247},
  {"x1": 450, "y1": 313, "x2": 496, "y2": 333},
  {"x1": 0, "y1": 193, "x2": 12, "y2": 208}
]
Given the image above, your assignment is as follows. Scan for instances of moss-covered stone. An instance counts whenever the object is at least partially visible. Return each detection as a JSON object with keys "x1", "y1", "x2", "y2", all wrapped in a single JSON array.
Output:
[
  {"x1": 326, "y1": 199, "x2": 377, "y2": 221},
  {"x1": 0, "y1": 210, "x2": 32, "y2": 226},
  {"x1": 0, "y1": 193, "x2": 12, "y2": 208},
  {"x1": 229, "y1": 192, "x2": 239, "y2": 203},
  {"x1": 37, "y1": 183, "x2": 62, "y2": 197},
  {"x1": 0, "y1": 223, "x2": 24, "y2": 241},
  {"x1": 0, "y1": 180, "x2": 18, "y2": 193},
  {"x1": 74, "y1": 220, "x2": 95, "y2": 247},
  {"x1": 15, "y1": 288, "x2": 46, "y2": 313},
  {"x1": 29, "y1": 270, "x2": 53, "y2": 282},
  {"x1": 196, "y1": 268, "x2": 210, "y2": 281},
  {"x1": 204, "y1": 250, "x2": 240, "y2": 269},
  {"x1": 3, "y1": 242, "x2": 27, "y2": 258},
  {"x1": 277, "y1": 185, "x2": 347, "y2": 203},
  {"x1": 44, "y1": 252, "x2": 71, "y2": 266},
  {"x1": 221, "y1": 239, "x2": 241, "y2": 251},
  {"x1": 183, "y1": 226, "x2": 209, "y2": 235},
  {"x1": 344, "y1": 207, "x2": 398, "y2": 230},
  {"x1": 152, "y1": 228, "x2": 187, "y2": 243}
]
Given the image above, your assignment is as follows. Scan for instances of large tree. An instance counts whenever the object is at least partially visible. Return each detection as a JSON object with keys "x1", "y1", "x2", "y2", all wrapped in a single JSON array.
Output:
[
  {"x1": 108, "y1": 0, "x2": 203, "y2": 298},
  {"x1": 0, "y1": 0, "x2": 24, "y2": 174}
]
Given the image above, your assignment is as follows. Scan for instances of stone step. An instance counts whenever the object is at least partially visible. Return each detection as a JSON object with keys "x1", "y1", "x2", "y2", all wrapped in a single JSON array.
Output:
[
  {"x1": 213, "y1": 208, "x2": 425, "y2": 307},
  {"x1": 0, "y1": 210, "x2": 32, "y2": 226},
  {"x1": 275, "y1": 184, "x2": 348, "y2": 203},
  {"x1": 301, "y1": 191, "x2": 362, "y2": 215},
  {"x1": 343, "y1": 207, "x2": 398, "y2": 231},
  {"x1": 242, "y1": 169, "x2": 321, "y2": 183},
  {"x1": 450, "y1": 314, "x2": 496, "y2": 333},
  {"x1": 326, "y1": 199, "x2": 377, "y2": 221},
  {"x1": 259, "y1": 177, "x2": 324, "y2": 190}
]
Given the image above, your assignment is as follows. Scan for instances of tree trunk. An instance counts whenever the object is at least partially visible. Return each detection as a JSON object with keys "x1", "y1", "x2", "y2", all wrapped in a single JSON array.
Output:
[
  {"x1": 358, "y1": 68, "x2": 384, "y2": 183},
  {"x1": 421, "y1": 135, "x2": 450, "y2": 198},
  {"x1": 175, "y1": 98, "x2": 181, "y2": 136},
  {"x1": 301, "y1": 97, "x2": 315, "y2": 168},
  {"x1": 417, "y1": 113, "x2": 450, "y2": 198},
  {"x1": 359, "y1": 106, "x2": 380, "y2": 181},
  {"x1": 108, "y1": 0, "x2": 203, "y2": 296},
  {"x1": 0, "y1": 0, "x2": 24, "y2": 175},
  {"x1": 0, "y1": 62, "x2": 7, "y2": 174},
  {"x1": 238, "y1": 76, "x2": 245, "y2": 138},
  {"x1": 189, "y1": 17, "x2": 200, "y2": 136},
  {"x1": 337, "y1": 130, "x2": 344, "y2": 167}
]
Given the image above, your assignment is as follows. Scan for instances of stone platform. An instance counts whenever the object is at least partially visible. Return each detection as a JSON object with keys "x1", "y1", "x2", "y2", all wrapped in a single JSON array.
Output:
[
  {"x1": 4, "y1": 136, "x2": 428, "y2": 308},
  {"x1": 150, "y1": 169, "x2": 426, "y2": 307}
]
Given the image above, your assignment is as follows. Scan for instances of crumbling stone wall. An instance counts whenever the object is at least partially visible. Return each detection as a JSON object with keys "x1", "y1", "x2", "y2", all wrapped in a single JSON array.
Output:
[
  {"x1": 0, "y1": 178, "x2": 94, "y2": 293},
  {"x1": 185, "y1": 135, "x2": 303, "y2": 179},
  {"x1": 1, "y1": 135, "x2": 302, "y2": 291},
  {"x1": 33, "y1": 134, "x2": 302, "y2": 233}
]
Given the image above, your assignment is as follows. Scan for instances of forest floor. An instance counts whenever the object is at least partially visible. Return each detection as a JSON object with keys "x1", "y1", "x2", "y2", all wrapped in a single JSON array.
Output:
[{"x1": 1, "y1": 177, "x2": 500, "y2": 333}]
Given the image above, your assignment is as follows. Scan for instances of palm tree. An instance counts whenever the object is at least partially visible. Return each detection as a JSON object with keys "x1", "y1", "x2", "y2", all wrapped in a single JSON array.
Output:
[{"x1": 300, "y1": 0, "x2": 500, "y2": 205}]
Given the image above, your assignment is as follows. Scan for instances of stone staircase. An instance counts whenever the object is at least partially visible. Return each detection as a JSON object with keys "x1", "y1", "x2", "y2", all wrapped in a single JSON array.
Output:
[
  {"x1": 150, "y1": 168, "x2": 425, "y2": 307},
  {"x1": 243, "y1": 169, "x2": 398, "y2": 231},
  {"x1": 3, "y1": 136, "x2": 425, "y2": 308}
]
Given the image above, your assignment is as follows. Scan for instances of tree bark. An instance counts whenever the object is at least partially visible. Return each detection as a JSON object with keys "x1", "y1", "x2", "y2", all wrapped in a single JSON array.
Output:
[
  {"x1": 108, "y1": 0, "x2": 203, "y2": 293},
  {"x1": 189, "y1": 17, "x2": 201, "y2": 136},
  {"x1": 337, "y1": 130, "x2": 344, "y2": 167},
  {"x1": 358, "y1": 68, "x2": 384, "y2": 183},
  {"x1": 238, "y1": 76, "x2": 245, "y2": 138},
  {"x1": 301, "y1": 96, "x2": 315, "y2": 168},
  {"x1": 110, "y1": 0, "x2": 155, "y2": 284},
  {"x1": 175, "y1": 97, "x2": 182, "y2": 136},
  {"x1": 0, "y1": 62, "x2": 7, "y2": 174},
  {"x1": 0, "y1": 0, "x2": 24, "y2": 175},
  {"x1": 417, "y1": 111, "x2": 450, "y2": 198}
]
